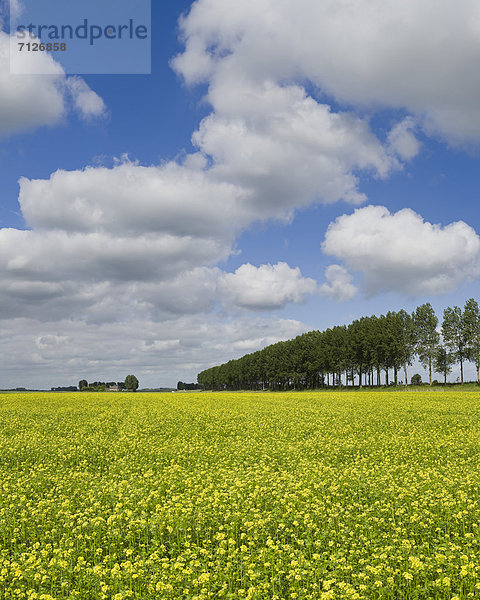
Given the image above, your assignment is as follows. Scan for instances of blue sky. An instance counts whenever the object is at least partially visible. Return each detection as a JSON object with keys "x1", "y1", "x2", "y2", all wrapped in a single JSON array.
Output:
[{"x1": 1, "y1": 0, "x2": 480, "y2": 388}]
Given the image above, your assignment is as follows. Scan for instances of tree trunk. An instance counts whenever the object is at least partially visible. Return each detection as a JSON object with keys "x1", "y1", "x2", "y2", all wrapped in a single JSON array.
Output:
[
  {"x1": 429, "y1": 356, "x2": 432, "y2": 385},
  {"x1": 394, "y1": 365, "x2": 398, "y2": 386},
  {"x1": 477, "y1": 359, "x2": 479, "y2": 384},
  {"x1": 460, "y1": 358, "x2": 464, "y2": 384},
  {"x1": 377, "y1": 367, "x2": 381, "y2": 387},
  {"x1": 404, "y1": 361, "x2": 408, "y2": 386},
  {"x1": 385, "y1": 368, "x2": 389, "y2": 386}
]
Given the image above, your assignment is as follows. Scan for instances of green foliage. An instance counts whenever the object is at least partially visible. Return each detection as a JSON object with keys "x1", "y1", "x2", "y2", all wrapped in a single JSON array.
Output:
[
  {"x1": 88, "y1": 384, "x2": 106, "y2": 392},
  {"x1": 413, "y1": 303, "x2": 439, "y2": 385},
  {"x1": 463, "y1": 298, "x2": 480, "y2": 382},
  {"x1": 442, "y1": 305, "x2": 469, "y2": 383},
  {"x1": 410, "y1": 373, "x2": 422, "y2": 385},
  {"x1": 198, "y1": 300, "x2": 480, "y2": 390},
  {"x1": 434, "y1": 346, "x2": 455, "y2": 385},
  {"x1": 78, "y1": 379, "x2": 88, "y2": 390},
  {"x1": 396, "y1": 309, "x2": 417, "y2": 384},
  {"x1": 124, "y1": 374, "x2": 139, "y2": 391}
]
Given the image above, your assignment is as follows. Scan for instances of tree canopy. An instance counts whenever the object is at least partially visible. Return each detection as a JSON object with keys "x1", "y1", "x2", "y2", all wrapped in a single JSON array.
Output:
[
  {"x1": 198, "y1": 300, "x2": 479, "y2": 390},
  {"x1": 125, "y1": 375, "x2": 139, "y2": 391}
]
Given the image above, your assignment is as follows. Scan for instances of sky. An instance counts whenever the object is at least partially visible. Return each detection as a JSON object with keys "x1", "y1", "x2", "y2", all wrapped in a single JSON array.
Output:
[{"x1": 1, "y1": 0, "x2": 480, "y2": 388}]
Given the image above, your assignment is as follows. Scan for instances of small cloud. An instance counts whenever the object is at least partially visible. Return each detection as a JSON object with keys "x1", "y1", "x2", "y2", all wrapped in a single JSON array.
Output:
[
  {"x1": 218, "y1": 262, "x2": 317, "y2": 311},
  {"x1": 0, "y1": 32, "x2": 107, "y2": 136},
  {"x1": 319, "y1": 264, "x2": 357, "y2": 302},
  {"x1": 387, "y1": 117, "x2": 421, "y2": 161},
  {"x1": 67, "y1": 76, "x2": 107, "y2": 120}
]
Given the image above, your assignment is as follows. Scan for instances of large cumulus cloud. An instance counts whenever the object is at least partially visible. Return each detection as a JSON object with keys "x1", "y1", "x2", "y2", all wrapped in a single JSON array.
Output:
[
  {"x1": 322, "y1": 206, "x2": 480, "y2": 296},
  {"x1": 174, "y1": 0, "x2": 480, "y2": 144}
]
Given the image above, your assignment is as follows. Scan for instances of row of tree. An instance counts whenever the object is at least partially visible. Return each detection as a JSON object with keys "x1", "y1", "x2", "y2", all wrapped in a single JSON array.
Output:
[
  {"x1": 78, "y1": 375, "x2": 139, "y2": 391},
  {"x1": 197, "y1": 299, "x2": 480, "y2": 391},
  {"x1": 177, "y1": 381, "x2": 203, "y2": 391}
]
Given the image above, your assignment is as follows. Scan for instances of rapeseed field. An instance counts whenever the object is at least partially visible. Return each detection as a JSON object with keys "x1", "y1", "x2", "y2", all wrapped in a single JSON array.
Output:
[{"x1": 0, "y1": 391, "x2": 479, "y2": 599}]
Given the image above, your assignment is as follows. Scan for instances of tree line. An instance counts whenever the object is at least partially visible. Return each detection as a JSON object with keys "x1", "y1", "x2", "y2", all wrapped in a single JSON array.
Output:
[
  {"x1": 177, "y1": 381, "x2": 203, "y2": 391},
  {"x1": 197, "y1": 299, "x2": 480, "y2": 391},
  {"x1": 78, "y1": 374, "x2": 139, "y2": 392}
]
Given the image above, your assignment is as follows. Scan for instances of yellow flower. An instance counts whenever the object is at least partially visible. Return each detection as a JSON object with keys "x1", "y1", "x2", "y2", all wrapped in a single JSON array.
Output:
[{"x1": 198, "y1": 572, "x2": 210, "y2": 584}]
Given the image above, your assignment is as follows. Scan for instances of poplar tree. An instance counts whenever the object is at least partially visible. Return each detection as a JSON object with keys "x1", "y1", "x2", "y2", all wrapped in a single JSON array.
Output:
[
  {"x1": 463, "y1": 298, "x2": 480, "y2": 383},
  {"x1": 413, "y1": 303, "x2": 439, "y2": 385},
  {"x1": 442, "y1": 306, "x2": 468, "y2": 384},
  {"x1": 434, "y1": 346, "x2": 454, "y2": 385},
  {"x1": 397, "y1": 309, "x2": 417, "y2": 386}
]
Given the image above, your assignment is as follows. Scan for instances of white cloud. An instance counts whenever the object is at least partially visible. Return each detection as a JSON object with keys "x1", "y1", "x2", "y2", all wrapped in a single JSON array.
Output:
[
  {"x1": 387, "y1": 117, "x2": 421, "y2": 161},
  {"x1": 0, "y1": 32, "x2": 106, "y2": 136},
  {"x1": 0, "y1": 228, "x2": 227, "y2": 285},
  {"x1": 193, "y1": 81, "x2": 400, "y2": 210},
  {"x1": 6, "y1": 162, "x2": 247, "y2": 322},
  {"x1": 137, "y1": 268, "x2": 220, "y2": 316},
  {"x1": 322, "y1": 205, "x2": 480, "y2": 296},
  {"x1": 66, "y1": 77, "x2": 107, "y2": 120},
  {"x1": 218, "y1": 262, "x2": 317, "y2": 310},
  {"x1": 18, "y1": 161, "x2": 249, "y2": 238},
  {"x1": 8, "y1": 0, "x2": 24, "y2": 21},
  {"x1": 319, "y1": 264, "x2": 358, "y2": 302},
  {"x1": 0, "y1": 144, "x2": 321, "y2": 331},
  {"x1": 174, "y1": 0, "x2": 480, "y2": 144},
  {"x1": 0, "y1": 253, "x2": 316, "y2": 322}
]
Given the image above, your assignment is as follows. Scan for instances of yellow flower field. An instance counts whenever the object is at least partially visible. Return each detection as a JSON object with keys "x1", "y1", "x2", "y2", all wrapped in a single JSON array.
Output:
[{"x1": 0, "y1": 391, "x2": 479, "y2": 599}]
